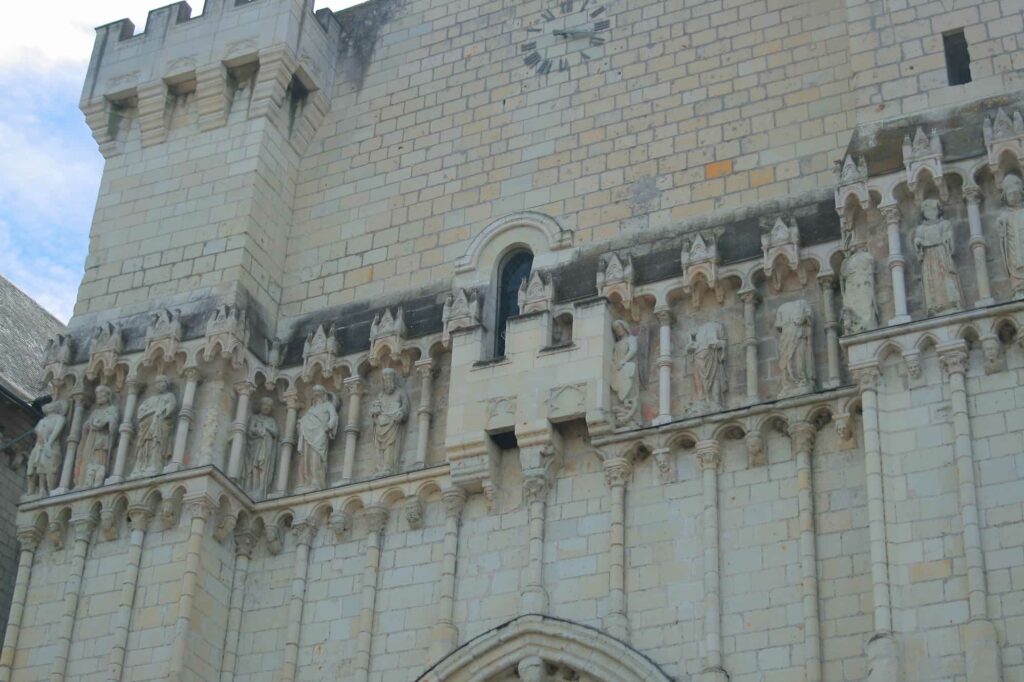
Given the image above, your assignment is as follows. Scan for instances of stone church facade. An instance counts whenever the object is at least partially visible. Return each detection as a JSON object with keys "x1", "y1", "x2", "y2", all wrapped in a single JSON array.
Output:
[{"x1": 3, "y1": 0, "x2": 1024, "y2": 680}]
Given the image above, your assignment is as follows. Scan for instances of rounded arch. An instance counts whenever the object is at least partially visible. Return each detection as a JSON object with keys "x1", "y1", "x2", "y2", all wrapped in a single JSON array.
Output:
[
  {"x1": 419, "y1": 615, "x2": 672, "y2": 682},
  {"x1": 455, "y1": 212, "x2": 573, "y2": 278}
]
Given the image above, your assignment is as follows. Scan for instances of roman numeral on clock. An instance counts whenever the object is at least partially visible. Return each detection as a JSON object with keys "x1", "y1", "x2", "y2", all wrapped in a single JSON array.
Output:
[
  {"x1": 524, "y1": 51, "x2": 541, "y2": 67},
  {"x1": 541, "y1": 9, "x2": 555, "y2": 21},
  {"x1": 594, "y1": 19, "x2": 610, "y2": 31},
  {"x1": 521, "y1": 41, "x2": 537, "y2": 53},
  {"x1": 536, "y1": 58, "x2": 552, "y2": 75},
  {"x1": 590, "y1": 6, "x2": 605, "y2": 17}
]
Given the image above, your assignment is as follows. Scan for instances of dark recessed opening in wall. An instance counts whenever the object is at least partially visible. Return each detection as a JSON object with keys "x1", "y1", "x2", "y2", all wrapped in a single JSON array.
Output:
[
  {"x1": 494, "y1": 249, "x2": 534, "y2": 358},
  {"x1": 490, "y1": 430, "x2": 518, "y2": 451},
  {"x1": 943, "y1": 30, "x2": 972, "y2": 86}
]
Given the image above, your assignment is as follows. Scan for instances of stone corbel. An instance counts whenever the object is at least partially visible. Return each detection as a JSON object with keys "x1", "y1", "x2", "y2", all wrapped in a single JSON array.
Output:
[
  {"x1": 213, "y1": 509, "x2": 238, "y2": 544},
  {"x1": 47, "y1": 517, "x2": 67, "y2": 551},
  {"x1": 745, "y1": 431, "x2": 766, "y2": 467},
  {"x1": 329, "y1": 509, "x2": 352, "y2": 541},
  {"x1": 143, "y1": 309, "x2": 183, "y2": 368},
  {"x1": 288, "y1": 79, "x2": 329, "y2": 155},
  {"x1": 442, "y1": 288, "x2": 482, "y2": 347},
  {"x1": 369, "y1": 307, "x2": 410, "y2": 372},
  {"x1": 651, "y1": 447, "x2": 674, "y2": 484},
  {"x1": 302, "y1": 324, "x2": 340, "y2": 381},
  {"x1": 265, "y1": 522, "x2": 285, "y2": 556},
  {"x1": 983, "y1": 107, "x2": 1024, "y2": 177},
  {"x1": 596, "y1": 253, "x2": 639, "y2": 319},
  {"x1": 195, "y1": 63, "x2": 229, "y2": 132},
  {"x1": 81, "y1": 97, "x2": 124, "y2": 159},
  {"x1": 404, "y1": 498, "x2": 424, "y2": 529},
  {"x1": 680, "y1": 232, "x2": 723, "y2": 308},
  {"x1": 981, "y1": 336, "x2": 1002, "y2": 375},
  {"x1": 447, "y1": 439, "x2": 501, "y2": 512},
  {"x1": 902, "y1": 126, "x2": 947, "y2": 201},
  {"x1": 203, "y1": 304, "x2": 250, "y2": 370},
  {"x1": 136, "y1": 80, "x2": 169, "y2": 148},
  {"x1": 100, "y1": 506, "x2": 122, "y2": 542},
  {"x1": 761, "y1": 216, "x2": 803, "y2": 292},
  {"x1": 160, "y1": 495, "x2": 183, "y2": 530},
  {"x1": 903, "y1": 350, "x2": 922, "y2": 380},
  {"x1": 519, "y1": 270, "x2": 554, "y2": 315},
  {"x1": 249, "y1": 46, "x2": 299, "y2": 125},
  {"x1": 86, "y1": 322, "x2": 124, "y2": 383}
]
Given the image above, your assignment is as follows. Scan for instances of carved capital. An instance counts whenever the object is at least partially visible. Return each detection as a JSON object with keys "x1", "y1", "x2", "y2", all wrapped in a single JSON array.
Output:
[
  {"x1": 964, "y1": 186, "x2": 983, "y2": 206},
  {"x1": 790, "y1": 421, "x2": 816, "y2": 455},
  {"x1": 183, "y1": 366, "x2": 202, "y2": 383},
  {"x1": 939, "y1": 349, "x2": 968, "y2": 377},
  {"x1": 234, "y1": 381, "x2": 255, "y2": 397},
  {"x1": 522, "y1": 471, "x2": 550, "y2": 505},
  {"x1": 414, "y1": 359, "x2": 435, "y2": 380},
  {"x1": 603, "y1": 456, "x2": 633, "y2": 488},
  {"x1": 365, "y1": 505, "x2": 389, "y2": 535},
  {"x1": 343, "y1": 377, "x2": 367, "y2": 397},
  {"x1": 16, "y1": 527, "x2": 41, "y2": 552},
  {"x1": 71, "y1": 515, "x2": 98, "y2": 544},
  {"x1": 127, "y1": 505, "x2": 153, "y2": 533},
  {"x1": 654, "y1": 306, "x2": 674, "y2": 326},
  {"x1": 291, "y1": 521, "x2": 318, "y2": 548},
  {"x1": 185, "y1": 498, "x2": 216, "y2": 523},
  {"x1": 284, "y1": 391, "x2": 302, "y2": 411},
  {"x1": 851, "y1": 365, "x2": 880, "y2": 391},
  {"x1": 696, "y1": 440, "x2": 720, "y2": 472},
  {"x1": 234, "y1": 528, "x2": 258, "y2": 558},
  {"x1": 880, "y1": 205, "x2": 902, "y2": 227},
  {"x1": 124, "y1": 379, "x2": 142, "y2": 396},
  {"x1": 442, "y1": 487, "x2": 467, "y2": 520},
  {"x1": 738, "y1": 289, "x2": 760, "y2": 306}
]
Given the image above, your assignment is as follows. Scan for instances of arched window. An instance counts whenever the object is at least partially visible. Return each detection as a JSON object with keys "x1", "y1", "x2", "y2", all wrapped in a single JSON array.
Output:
[{"x1": 494, "y1": 250, "x2": 533, "y2": 358}]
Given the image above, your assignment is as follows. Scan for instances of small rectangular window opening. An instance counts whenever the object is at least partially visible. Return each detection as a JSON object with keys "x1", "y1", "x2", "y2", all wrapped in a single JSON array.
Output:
[{"x1": 943, "y1": 30, "x2": 972, "y2": 86}]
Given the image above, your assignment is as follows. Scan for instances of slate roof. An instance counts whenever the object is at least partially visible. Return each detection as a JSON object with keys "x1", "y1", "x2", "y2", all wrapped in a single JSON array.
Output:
[{"x1": 0, "y1": 275, "x2": 65, "y2": 402}]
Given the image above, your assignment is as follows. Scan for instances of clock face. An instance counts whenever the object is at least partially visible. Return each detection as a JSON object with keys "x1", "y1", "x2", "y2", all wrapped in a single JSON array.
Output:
[{"x1": 520, "y1": 0, "x2": 611, "y2": 77}]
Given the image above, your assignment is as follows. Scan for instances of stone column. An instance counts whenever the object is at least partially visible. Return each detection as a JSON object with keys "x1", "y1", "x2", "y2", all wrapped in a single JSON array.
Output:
[
  {"x1": 819, "y1": 274, "x2": 841, "y2": 387},
  {"x1": 413, "y1": 360, "x2": 435, "y2": 469},
  {"x1": 429, "y1": 487, "x2": 467, "y2": 663},
  {"x1": 169, "y1": 499, "x2": 214, "y2": 682},
  {"x1": 227, "y1": 382, "x2": 254, "y2": 481},
  {"x1": 0, "y1": 527, "x2": 41, "y2": 681},
  {"x1": 739, "y1": 290, "x2": 759, "y2": 402},
  {"x1": 354, "y1": 505, "x2": 388, "y2": 682},
  {"x1": 54, "y1": 391, "x2": 86, "y2": 495},
  {"x1": 654, "y1": 306, "x2": 674, "y2": 424},
  {"x1": 603, "y1": 456, "x2": 632, "y2": 640},
  {"x1": 791, "y1": 421, "x2": 821, "y2": 682},
  {"x1": 220, "y1": 527, "x2": 257, "y2": 682},
  {"x1": 280, "y1": 521, "x2": 319, "y2": 682},
  {"x1": 964, "y1": 188, "x2": 994, "y2": 306},
  {"x1": 108, "y1": 505, "x2": 152, "y2": 682},
  {"x1": 342, "y1": 378, "x2": 365, "y2": 482},
  {"x1": 166, "y1": 368, "x2": 201, "y2": 473},
  {"x1": 273, "y1": 393, "x2": 300, "y2": 497},
  {"x1": 851, "y1": 365, "x2": 899, "y2": 680},
  {"x1": 107, "y1": 379, "x2": 141, "y2": 485},
  {"x1": 696, "y1": 441, "x2": 727, "y2": 682},
  {"x1": 939, "y1": 348, "x2": 1002, "y2": 681},
  {"x1": 51, "y1": 514, "x2": 98, "y2": 682},
  {"x1": 881, "y1": 206, "x2": 910, "y2": 324},
  {"x1": 521, "y1": 470, "x2": 551, "y2": 615}
]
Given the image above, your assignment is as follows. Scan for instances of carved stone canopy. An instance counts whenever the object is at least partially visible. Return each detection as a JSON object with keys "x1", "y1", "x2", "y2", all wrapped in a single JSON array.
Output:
[
  {"x1": 86, "y1": 322, "x2": 124, "y2": 381},
  {"x1": 761, "y1": 216, "x2": 803, "y2": 292},
  {"x1": 369, "y1": 307, "x2": 409, "y2": 370},
  {"x1": 519, "y1": 270, "x2": 553, "y2": 315},
  {"x1": 143, "y1": 308, "x2": 183, "y2": 366},
  {"x1": 596, "y1": 253, "x2": 637, "y2": 316},
  {"x1": 983, "y1": 107, "x2": 1024, "y2": 174},
  {"x1": 834, "y1": 155, "x2": 871, "y2": 213},
  {"x1": 902, "y1": 126, "x2": 947, "y2": 200},
  {"x1": 680, "y1": 232, "x2": 723, "y2": 308},
  {"x1": 302, "y1": 324, "x2": 339, "y2": 380},
  {"x1": 203, "y1": 304, "x2": 250, "y2": 369},
  {"x1": 442, "y1": 288, "x2": 482, "y2": 346}
]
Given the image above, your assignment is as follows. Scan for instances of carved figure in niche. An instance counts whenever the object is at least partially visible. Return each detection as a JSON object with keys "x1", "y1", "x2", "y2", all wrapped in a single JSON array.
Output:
[
  {"x1": 685, "y1": 321, "x2": 727, "y2": 413},
  {"x1": 26, "y1": 400, "x2": 66, "y2": 497},
  {"x1": 840, "y1": 247, "x2": 878, "y2": 334},
  {"x1": 244, "y1": 397, "x2": 279, "y2": 498},
  {"x1": 775, "y1": 300, "x2": 815, "y2": 397},
  {"x1": 370, "y1": 368, "x2": 409, "y2": 476},
  {"x1": 77, "y1": 385, "x2": 119, "y2": 489},
  {"x1": 296, "y1": 385, "x2": 338, "y2": 490},
  {"x1": 132, "y1": 375, "x2": 178, "y2": 477},
  {"x1": 610, "y1": 320, "x2": 639, "y2": 425},
  {"x1": 913, "y1": 199, "x2": 964, "y2": 315},
  {"x1": 998, "y1": 174, "x2": 1024, "y2": 298}
]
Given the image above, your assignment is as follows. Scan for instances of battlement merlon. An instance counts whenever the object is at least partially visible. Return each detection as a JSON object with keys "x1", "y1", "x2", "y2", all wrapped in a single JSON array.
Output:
[{"x1": 79, "y1": 0, "x2": 341, "y2": 156}]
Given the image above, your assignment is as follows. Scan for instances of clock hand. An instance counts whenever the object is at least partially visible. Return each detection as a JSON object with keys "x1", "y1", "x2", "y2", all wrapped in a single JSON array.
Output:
[{"x1": 553, "y1": 29, "x2": 595, "y2": 38}]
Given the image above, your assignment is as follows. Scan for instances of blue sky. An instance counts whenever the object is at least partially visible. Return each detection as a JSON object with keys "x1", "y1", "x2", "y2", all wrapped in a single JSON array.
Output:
[{"x1": 0, "y1": 0, "x2": 356, "y2": 323}]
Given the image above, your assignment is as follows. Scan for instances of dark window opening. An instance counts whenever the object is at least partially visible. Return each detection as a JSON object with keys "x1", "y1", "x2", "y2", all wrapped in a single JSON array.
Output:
[
  {"x1": 943, "y1": 30, "x2": 972, "y2": 86},
  {"x1": 494, "y1": 250, "x2": 533, "y2": 358}
]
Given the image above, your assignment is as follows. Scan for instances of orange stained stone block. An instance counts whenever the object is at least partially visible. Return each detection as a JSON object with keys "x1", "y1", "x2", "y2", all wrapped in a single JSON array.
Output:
[
  {"x1": 705, "y1": 159, "x2": 733, "y2": 179},
  {"x1": 751, "y1": 166, "x2": 775, "y2": 187}
]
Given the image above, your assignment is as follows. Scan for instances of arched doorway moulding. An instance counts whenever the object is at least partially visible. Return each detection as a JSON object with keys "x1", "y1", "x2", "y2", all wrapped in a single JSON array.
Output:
[
  {"x1": 453, "y1": 211, "x2": 574, "y2": 285},
  {"x1": 417, "y1": 615, "x2": 675, "y2": 682}
]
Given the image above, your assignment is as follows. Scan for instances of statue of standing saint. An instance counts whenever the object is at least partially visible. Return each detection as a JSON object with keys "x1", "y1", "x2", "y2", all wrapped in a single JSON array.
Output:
[
  {"x1": 296, "y1": 385, "x2": 338, "y2": 491},
  {"x1": 998, "y1": 174, "x2": 1024, "y2": 298},
  {"x1": 245, "y1": 397, "x2": 279, "y2": 498},
  {"x1": 913, "y1": 199, "x2": 964, "y2": 315},
  {"x1": 26, "y1": 400, "x2": 66, "y2": 497},
  {"x1": 610, "y1": 319, "x2": 639, "y2": 426},
  {"x1": 840, "y1": 247, "x2": 878, "y2": 334},
  {"x1": 77, "y1": 385, "x2": 119, "y2": 489},
  {"x1": 132, "y1": 375, "x2": 177, "y2": 477},
  {"x1": 775, "y1": 300, "x2": 815, "y2": 398},
  {"x1": 686, "y1": 321, "x2": 727, "y2": 413},
  {"x1": 370, "y1": 368, "x2": 409, "y2": 476}
]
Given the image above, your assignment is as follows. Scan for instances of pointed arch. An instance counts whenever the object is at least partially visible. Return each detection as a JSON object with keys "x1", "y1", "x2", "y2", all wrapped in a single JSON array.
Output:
[{"x1": 418, "y1": 615, "x2": 672, "y2": 682}]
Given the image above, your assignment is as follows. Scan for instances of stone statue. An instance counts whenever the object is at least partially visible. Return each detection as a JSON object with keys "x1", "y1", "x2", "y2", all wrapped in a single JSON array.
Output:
[
  {"x1": 296, "y1": 385, "x2": 338, "y2": 490},
  {"x1": 775, "y1": 300, "x2": 815, "y2": 397},
  {"x1": 913, "y1": 198, "x2": 963, "y2": 315},
  {"x1": 610, "y1": 319, "x2": 639, "y2": 425},
  {"x1": 77, "y1": 385, "x2": 119, "y2": 489},
  {"x1": 132, "y1": 375, "x2": 178, "y2": 477},
  {"x1": 998, "y1": 174, "x2": 1024, "y2": 298},
  {"x1": 26, "y1": 400, "x2": 66, "y2": 497},
  {"x1": 686, "y1": 321, "x2": 727, "y2": 413},
  {"x1": 840, "y1": 247, "x2": 878, "y2": 333},
  {"x1": 245, "y1": 397, "x2": 279, "y2": 498},
  {"x1": 370, "y1": 368, "x2": 409, "y2": 476}
]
